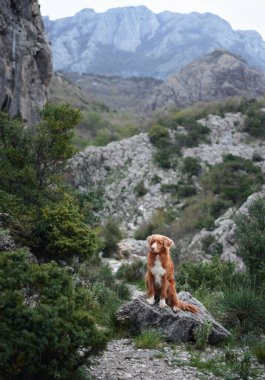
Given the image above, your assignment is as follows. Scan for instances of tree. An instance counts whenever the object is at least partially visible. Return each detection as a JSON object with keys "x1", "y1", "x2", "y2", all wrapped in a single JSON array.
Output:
[{"x1": 0, "y1": 250, "x2": 107, "y2": 380}]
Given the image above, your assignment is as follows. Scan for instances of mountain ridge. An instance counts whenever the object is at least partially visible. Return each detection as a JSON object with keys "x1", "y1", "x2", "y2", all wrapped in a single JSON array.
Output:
[{"x1": 43, "y1": 6, "x2": 265, "y2": 79}]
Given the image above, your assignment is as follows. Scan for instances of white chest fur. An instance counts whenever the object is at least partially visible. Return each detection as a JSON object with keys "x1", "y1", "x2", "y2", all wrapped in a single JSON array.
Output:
[{"x1": 151, "y1": 255, "x2": 166, "y2": 287}]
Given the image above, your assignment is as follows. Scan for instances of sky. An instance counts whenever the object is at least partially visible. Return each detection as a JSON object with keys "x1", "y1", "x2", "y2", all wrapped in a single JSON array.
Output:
[{"x1": 38, "y1": 0, "x2": 265, "y2": 40}]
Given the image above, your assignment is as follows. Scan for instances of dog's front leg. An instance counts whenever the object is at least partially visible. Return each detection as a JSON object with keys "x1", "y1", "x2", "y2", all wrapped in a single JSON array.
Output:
[
  {"x1": 145, "y1": 272, "x2": 155, "y2": 305},
  {"x1": 159, "y1": 274, "x2": 168, "y2": 308}
]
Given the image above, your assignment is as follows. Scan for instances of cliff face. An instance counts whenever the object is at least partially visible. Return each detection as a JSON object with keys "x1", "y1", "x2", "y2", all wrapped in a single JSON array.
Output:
[
  {"x1": 145, "y1": 50, "x2": 265, "y2": 113},
  {"x1": 0, "y1": 0, "x2": 52, "y2": 124},
  {"x1": 43, "y1": 6, "x2": 265, "y2": 79}
]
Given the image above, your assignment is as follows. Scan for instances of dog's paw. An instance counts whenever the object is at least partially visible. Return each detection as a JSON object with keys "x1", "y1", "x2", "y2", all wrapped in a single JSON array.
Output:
[
  {"x1": 159, "y1": 299, "x2": 167, "y2": 308},
  {"x1": 173, "y1": 305, "x2": 181, "y2": 312},
  {"x1": 147, "y1": 296, "x2": 155, "y2": 305}
]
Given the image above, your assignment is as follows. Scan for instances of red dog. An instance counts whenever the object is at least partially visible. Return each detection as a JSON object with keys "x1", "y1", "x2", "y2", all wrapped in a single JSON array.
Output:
[{"x1": 145, "y1": 234, "x2": 198, "y2": 313}]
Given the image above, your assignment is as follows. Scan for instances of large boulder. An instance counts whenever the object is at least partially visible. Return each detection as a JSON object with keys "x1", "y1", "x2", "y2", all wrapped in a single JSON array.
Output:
[{"x1": 117, "y1": 292, "x2": 229, "y2": 344}]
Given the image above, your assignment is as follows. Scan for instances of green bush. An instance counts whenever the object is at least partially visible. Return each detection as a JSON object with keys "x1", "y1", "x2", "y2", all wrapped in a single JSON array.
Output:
[
  {"x1": 244, "y1": 109, "x2": 265, "y2": 139},
  {"x1": 252, "y1": 341, "x2": 265, "y2": 364},
  {"x1": 221, "y1": 287, "x2": 265, "y2": 334},
  {"x1": 133, "y1": 329, "x2": 163, "y2": 349},
  {"x1": 100, "y1": 220, "x2": 123, "y2": 257},
  {"x1": 134, "y1": 181, "x2": 148, "y2": 197},
  {"x1": 235, "y1": 197, "x2": 265, "y2": 291},
  {"x1": 201, "y1": 154, "x2": 264, "y2": 206},
  {"x1": 116, "y1": 261, "x2": 146, "y2": 282},
  {"x1": 0, "y1": 250, "x2": 107, "y2": 380},
  {"x1": 177, "y1": 256, "x2": 236, "y2": 291},
  {"x1": 35, "y1": 193, "x2": 100, "y2": 262},
  {"x1": 183, "y1": 156, "x2": 201, "y2": 177},
  {"x1": 194, "y1": 320, "x2": 213, "y2": 350},
  {"x1": 148, "y1": 124, "x2": 169, "y2": 147}
]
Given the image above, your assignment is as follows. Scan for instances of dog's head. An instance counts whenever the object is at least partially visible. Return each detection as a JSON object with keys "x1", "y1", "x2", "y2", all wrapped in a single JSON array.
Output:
[{"x1": 147, "y1": 234, "x2": 174, "y2": 253}]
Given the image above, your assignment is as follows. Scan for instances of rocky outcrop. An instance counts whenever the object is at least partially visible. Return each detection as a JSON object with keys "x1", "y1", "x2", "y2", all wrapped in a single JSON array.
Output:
[
  {"x1": 183, "y1": 112, "x2": 265, "y2": 171},
  {"x1": 183, "y1": 186, "x2": 265, "y2": 270},
  {"x1": 117, "y1": 293, "x2": 230, "y2": 344},
  {"x1": 0, "y1": 0, "x2": 52, "y2": 124},
  {"x1": 146, "y1": 50, "x2": 265, "y2": 112},
  {"x1": 43, "y1": 7, "x2": 265, "y2": 79},
  {"x1": 69, "y1": 133, "x2": 178, "y2": 234}
]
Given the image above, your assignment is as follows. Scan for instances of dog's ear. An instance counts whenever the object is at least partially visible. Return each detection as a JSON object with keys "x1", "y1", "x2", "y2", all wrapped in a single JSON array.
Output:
[
  {"x1": 163, "y1": 236, "x2": 174, "y2": 249},
  {"x1": 147, "y1": 235, "x2": 153, "y2": 247}
]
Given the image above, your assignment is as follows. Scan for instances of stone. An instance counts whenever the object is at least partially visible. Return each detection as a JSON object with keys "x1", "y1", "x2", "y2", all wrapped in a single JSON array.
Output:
[{"x1": 116, "y1": 292, "x2": 230, "y2": 344}]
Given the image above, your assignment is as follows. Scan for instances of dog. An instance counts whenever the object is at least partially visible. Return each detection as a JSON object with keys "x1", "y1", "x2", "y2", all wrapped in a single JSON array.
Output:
[{"x1": 145, "y1": 234, "x2": 198, "y2": 313}]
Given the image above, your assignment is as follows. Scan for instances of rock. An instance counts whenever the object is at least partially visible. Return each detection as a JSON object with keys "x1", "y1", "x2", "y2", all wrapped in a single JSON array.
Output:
[
  {"x1": 0, "y1": 0, "x2": 52, "y2": 124},
  {"x1": 116, "y1": 292, "x2": 230, "y2": 344},
  {"x1": 116, "y1": 239, "x2": 147, "y2": 259}
]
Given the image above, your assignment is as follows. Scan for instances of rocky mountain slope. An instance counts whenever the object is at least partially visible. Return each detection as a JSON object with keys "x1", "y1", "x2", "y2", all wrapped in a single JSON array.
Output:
[
  {"x1": 145, "y1": 50, "x2": 265, "y2": 113},
  {"x1": 69, "y1": 112, "x2": 265, "y2": 233},
  {"x1": 43, "y1": 6, "x2": 265, "y2": 79},
  {"x1": 0, "y1": 0, "x2": 52, "y2": 124}
]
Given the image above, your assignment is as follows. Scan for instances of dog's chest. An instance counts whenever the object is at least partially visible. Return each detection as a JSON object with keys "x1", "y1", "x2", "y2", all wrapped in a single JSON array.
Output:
[{"x1": 150, "y1": 255, "x2": 166, "y2": 287}]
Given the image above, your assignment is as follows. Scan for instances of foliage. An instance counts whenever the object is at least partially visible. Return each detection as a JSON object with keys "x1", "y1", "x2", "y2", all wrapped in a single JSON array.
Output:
[
  {"x1": 177, "y1": 256, "x2": 236, "y2": 291},
  {"x1": 201, "y1": 154, "x2": 264, "y2": 206},
  {"x1": 221, "y1": 287, "x2": 265, "y2": 334},
  {"x1": 78, "y1": 260, "x2": 131, "y2": 332},
  {"x1": 183, "y1": 156, "x2": 201, "y2": 177},
  {"x1": 0, "y1": 250, "x2": 107, "y2": 380},
  {"x1": 100, "y1": 220, "x2": 123, "y2": 257},
  {"x1": 116, "y1": 261, "x2": 146, "y2": 282},
  {"x1": 134, "y1": 181, "x2": 148, "y2": 197},
  {"x1": 252, "y1": 341, "x2": 265, "y2": 364},
  {"x1": 133, "y1": 329, "x2": 163, "y2": 349},
  {"x1": 35, "y1": 193, "x2": 100, "y2": 262},
  {"x1": 244, "y1": 108, "x2": 265, "y2": 139},
  {"x1": 194, "y1": 321, "x2": 213, "y2": 350},
  {"x1": 235, "y1": 197, "x2": 265, "y2": 292}
]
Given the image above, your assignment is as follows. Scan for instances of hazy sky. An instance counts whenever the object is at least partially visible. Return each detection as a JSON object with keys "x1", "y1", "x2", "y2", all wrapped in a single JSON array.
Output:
[{"x1": 39, "y1": 0, "x2": 265, "y2": 40}]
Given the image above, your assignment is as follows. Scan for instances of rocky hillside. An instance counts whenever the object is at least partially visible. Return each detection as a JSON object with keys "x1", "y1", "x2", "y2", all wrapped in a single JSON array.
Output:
[
  {"x1": 69, "y1": 112, "x2": 265, "y2": 235},
  {"x1": 0, "y1": 0, "x2": 52, "y2": 124},
  {"x1": 43, "y1": 6, "x2": 265, "y2": 79},
  {"x1": 145, "y1": 50, "x2": 265, "y2": 113}
]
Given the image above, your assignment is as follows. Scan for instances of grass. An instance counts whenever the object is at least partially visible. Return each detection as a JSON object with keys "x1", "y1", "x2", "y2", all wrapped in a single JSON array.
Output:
[{"x1": 133, "y1": 329, "x2": 164, "y2": 349}]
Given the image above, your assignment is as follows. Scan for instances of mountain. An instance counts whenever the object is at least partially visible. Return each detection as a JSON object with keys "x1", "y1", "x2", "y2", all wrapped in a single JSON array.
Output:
[
  {"x1": 0, "y1": 0, "x2": 52, "y2": 124},
  {"x1": 43, "y1": 6, "x2": 265, "y2": 79},
  {"x1": 145, "y1": 50, "x2": 265, "y2": 112}
]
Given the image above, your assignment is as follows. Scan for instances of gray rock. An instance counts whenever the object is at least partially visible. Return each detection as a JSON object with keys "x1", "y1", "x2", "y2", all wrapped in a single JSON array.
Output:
[
  {"x1": 116, "y1": 292, "x2": 230, "y2": 344},
  {"x1": 0, "y1": 0, "x2": 52, "y2": 124}
]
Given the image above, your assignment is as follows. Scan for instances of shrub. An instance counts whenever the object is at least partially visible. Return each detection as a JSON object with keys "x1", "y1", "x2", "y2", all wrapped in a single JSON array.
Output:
[
  {"x1": 0, "y1": 250, "x2": 107, "y2": 380},
  {"x1": 235, "y1": 197, "x2": 265, "y2": 292},
  {"x1": 201, "y1": 154, "x2": 264, "y2": 206},
  {"x1": 183, "y1": 156, "x2": 201, "y2": 177},
  {"x1": 177, "y1": 256, "x2": 236, "y2": 291},
  {"x1": 252, "y1": 342, "x2": 265, "y2": 364},
  {"x1": 116, "y1": 261, "x2": 146, "y2": 282},
  {"x1": 35, "y1": 193, "x2": 100, "y2": 262},
  {"x1": 133, "y1": 329, "x2": 163, "y2": 349},
  {"x1": 134, "y1": 181, "x2": 148, "y2": 197},
  {"x1": 148, "y1": 124, "x2": 169, "y2": 147},
  {"x1": 100, "y1": 220, "x2": 123, "y2": 257},
  {"x1": 244, "y1": 109, "x2": 265, "y2": 139},
  {"x1": 221, "y1": 287, "x2": 264, "y2": 334},
  {"x1": 194, "y1": 320, "x2": 213, "y2": 350}
]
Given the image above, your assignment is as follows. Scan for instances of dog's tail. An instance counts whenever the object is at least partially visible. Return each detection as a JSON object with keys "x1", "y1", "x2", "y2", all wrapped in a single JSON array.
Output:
[{"x1": 169, "y1": 281, "x2": 198, "y2": 313}]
